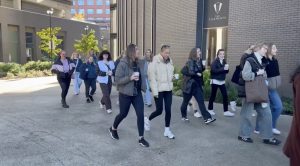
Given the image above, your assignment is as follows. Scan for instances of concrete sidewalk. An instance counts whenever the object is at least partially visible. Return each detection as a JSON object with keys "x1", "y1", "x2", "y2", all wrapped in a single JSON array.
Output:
[{"x1": 0, "y1": 76, "x2": 290, "y2": 166}]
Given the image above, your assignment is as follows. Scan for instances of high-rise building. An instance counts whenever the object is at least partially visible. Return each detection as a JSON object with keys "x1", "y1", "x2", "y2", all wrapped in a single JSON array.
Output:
[
  {"x1": 112, "y1": 0, "x2": 300, "y2": 97},
  {"x1": 0, "y1": 0, "x2": 101, "y2": 64}
]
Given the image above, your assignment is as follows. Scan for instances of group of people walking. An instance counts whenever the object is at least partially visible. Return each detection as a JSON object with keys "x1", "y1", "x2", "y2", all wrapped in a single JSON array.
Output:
[{"x1": 50, "y1": 41, "x2": 299, "y2": 163}]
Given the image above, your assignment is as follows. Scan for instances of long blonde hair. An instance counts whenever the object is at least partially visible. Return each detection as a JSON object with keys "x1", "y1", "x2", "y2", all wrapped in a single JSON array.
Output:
[{"x1": 71, "y1": 52, "x2": 78, "y2": 60}]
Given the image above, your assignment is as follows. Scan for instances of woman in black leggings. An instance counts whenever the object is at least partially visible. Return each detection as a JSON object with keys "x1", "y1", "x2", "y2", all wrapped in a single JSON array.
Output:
[
  {"x1": 180, "y1": 48, "x2": 216, "y2": 124},
  {"x1": 108, "y1": 44, "x2": 149, "y2": 147},
  {"x1": 51, "y1": 50, "x2": 75, "y2": 108}
]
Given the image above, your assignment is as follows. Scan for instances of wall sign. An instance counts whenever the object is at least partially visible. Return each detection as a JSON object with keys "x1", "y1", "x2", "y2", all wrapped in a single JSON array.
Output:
[{"x1": 204, "y1": 0, "x2": 229, "y2": 28}]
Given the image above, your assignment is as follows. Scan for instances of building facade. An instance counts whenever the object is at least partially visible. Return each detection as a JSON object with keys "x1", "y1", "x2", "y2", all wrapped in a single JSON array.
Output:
[
  {"x1": 0, "y1": 0, "x2": 101, "y2": 64},
  {"x1": 111, "y1": 0, "x2": 300, "y2": 97}
]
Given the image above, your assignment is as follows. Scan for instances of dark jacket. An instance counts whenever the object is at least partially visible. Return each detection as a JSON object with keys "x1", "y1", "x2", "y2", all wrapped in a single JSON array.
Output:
[
  {"x1": 115, "y1": 57, "x2": 146, "y2": 96},
  {"x1": 80, "y1": 62, "x2": 97, "y2": 80},
  {"x1": 265, "y1": 58, "x2": 281, "y2": 90},
  {"x1": 283, "y1": 73, "x2": 300, "y2": 166},
  {"x1": 73, "y1": 58, "x2": 83, "y2": 72},
  {"x1": 51, "y1": 57, "x2": 75, "y2": 79},
  {"x1": 181, "y1": 59, "x2": 205, "y2": 94},
  {"x1": 210, "y1": 57, "x2": 229, "y2": 81}
]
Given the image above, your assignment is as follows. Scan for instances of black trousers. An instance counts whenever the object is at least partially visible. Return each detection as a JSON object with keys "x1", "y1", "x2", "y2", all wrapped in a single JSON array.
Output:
[
  {"x1": 57, "y1": 77, "x2": 71, "y2": 102},
  {"x1": 84, "y1": 78, "x2": 96, "y2": 98},
  {"x1": 100, "y1": 78, "x2": 112, "y2": 110},
  {"x1": 113, "y1": 92, "x2": 144, "y2": 137},
  {"x1": 180, "y1": 84, "x2": 211, "y2": 120},
  {"x1": 208, "y1": 84, "x2": 228, "y2": 112},
  {"x1": 149, "y1": 91, "x2": 172, "y2": 127}
]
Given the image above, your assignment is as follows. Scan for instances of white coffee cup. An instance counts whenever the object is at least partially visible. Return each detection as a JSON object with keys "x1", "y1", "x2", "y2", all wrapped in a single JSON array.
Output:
[
  {"x1": 174, "y1": 74, "x2": 179, "y2": 80},
  {"x1": 202, "y1": 60, "x2": 206, "y2": 66},
  {"x1": 133, "y1": 72, "x2": 140, "y2": 77}
]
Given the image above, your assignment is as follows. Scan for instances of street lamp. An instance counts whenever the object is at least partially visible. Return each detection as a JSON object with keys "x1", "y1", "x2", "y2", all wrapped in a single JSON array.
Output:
[
  {"x1": 46, "y1": 8, "x2": 54, "y2": 59},
  {"x1": 84, "y1": 25, "x2": 89, "y2": 35}
]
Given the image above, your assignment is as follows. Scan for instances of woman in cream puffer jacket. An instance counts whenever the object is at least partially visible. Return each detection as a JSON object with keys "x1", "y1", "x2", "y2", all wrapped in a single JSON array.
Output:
[{"x1": 145, "y1": 45, "x2": 175, "y2": 139}]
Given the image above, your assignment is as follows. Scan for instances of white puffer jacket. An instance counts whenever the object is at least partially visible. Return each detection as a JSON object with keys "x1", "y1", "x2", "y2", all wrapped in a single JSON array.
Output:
[{"x1": 148, "y1": 54, "x2": 174, "y2": 96}]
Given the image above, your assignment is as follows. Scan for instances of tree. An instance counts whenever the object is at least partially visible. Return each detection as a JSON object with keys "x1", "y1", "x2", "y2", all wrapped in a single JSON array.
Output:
[
  {"x1": 36, "y1": 27, "x2": 62, "y2": 60},
  {"x1": 74, "y1": 29, "x2": 100, "y2": 58}
]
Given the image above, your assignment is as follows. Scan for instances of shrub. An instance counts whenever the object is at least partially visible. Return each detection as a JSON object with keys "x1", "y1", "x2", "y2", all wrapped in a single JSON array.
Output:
[
  {"x1": 23, "y1": 61, "x2": 52, "y2": 71},
  {"x1": 0, "y1": 63, "x2": 24, "y2": 76},
  {"x1": 282, "y1": 97, "x2": 294, "y2": 115}
]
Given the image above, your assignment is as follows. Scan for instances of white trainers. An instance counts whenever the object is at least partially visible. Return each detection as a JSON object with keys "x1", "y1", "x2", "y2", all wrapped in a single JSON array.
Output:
[
  {"x1": 272, "y1": 128, "x2": 281, "y2": 135},
  {"x1": 144, "y1": 117, "x2": 150, "y2": 131},
  {"x1": 224, "y1": 111, "x2": 235, "y2": 117},
  {"x1": 164, "y1": 128, "x2": 175, "y2": 139},
  {"x1": 106, "y1": 109, "x2": 112, "y2": 114},
  {"x1": 194, "y1": 111, "x2": 202, "y2": 118},
  {"x1": 208, "y1": 110, "x2": 216, "y2": 115},
  {"x1": 254, "y1": 130, "x2": 260, "y2": 134},
  {"x1": 230, "y1": 101, "x2": 237, "y2": 112},
  {"x1": 99, "y1": 101, "x2": 104, "y2": 109}
]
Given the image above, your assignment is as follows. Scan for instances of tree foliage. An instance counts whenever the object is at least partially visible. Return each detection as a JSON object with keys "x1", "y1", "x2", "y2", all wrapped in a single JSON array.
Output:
[
  {"x1": 36, "y1": 27, "x2": 63, "y2": 60},
  {"x1": 74, "y1": 29, "x2": 100, "y2": 58}
]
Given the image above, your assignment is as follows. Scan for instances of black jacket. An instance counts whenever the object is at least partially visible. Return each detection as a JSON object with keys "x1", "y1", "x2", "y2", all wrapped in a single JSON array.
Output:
[
  {"x1": 210, "y1": 57, "x2": 229, "y2": 81},
  {"x1": 51, "y1": 57, "x2": 75, "y2": 79},
  {"x1": 181, "y1": 59, "x2": 205, "y2": 94}
]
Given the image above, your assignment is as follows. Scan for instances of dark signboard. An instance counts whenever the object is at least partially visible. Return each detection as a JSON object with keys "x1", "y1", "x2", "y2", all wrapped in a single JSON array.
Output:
[{"x1": 204, "y1": 0, "x2": 229, "y2": 28}]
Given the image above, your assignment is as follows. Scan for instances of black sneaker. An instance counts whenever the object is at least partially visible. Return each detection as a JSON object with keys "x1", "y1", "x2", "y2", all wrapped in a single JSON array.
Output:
[
  {"x1": 86, "y1": 98, "x2": 91, "y2": 103},
  {"x1": 204, "y1": 118, "x2": 216, "y2": 124},
  {"x1": 138, "y1": 137, "x2": 149, "y2": 147},
  {"x1": 238, "y1": 136, "x2": 253, "y2": 143},
  {"x1": 89, "y1": 95, "x2": 94, "y2": 102},
  {"x1": 108, "y1": 127, "x2": 119, "y2": 140},
  {"x1": 263, "y1": 138, "x2": 281, "y2": 145}
]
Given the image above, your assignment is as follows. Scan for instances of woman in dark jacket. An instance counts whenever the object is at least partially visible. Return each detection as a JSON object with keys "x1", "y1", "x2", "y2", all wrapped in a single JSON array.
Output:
[
  {"x1": 51, "y1": 50, "x2": 75, "y2": 108},
  {"x1": 80, "y1": 56, "x2": 97, "y2": 103},
  {"x1": 108, "y1": 43, "x2": 149, "y2": 147},
  {"x1": 208, "y1": 49, "x2": 235, "y2": 117},
  {"x1": 180, "y1": 48, "x2": 216, "y2": 124},
  {"x1": 283, "y1": 65, "x2": 300, "y2": 166}
]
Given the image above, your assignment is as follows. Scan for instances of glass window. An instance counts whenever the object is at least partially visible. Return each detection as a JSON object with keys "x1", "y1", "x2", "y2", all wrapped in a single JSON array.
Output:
[
  {"x1": 25, "y1": 27, "x2": 35, "y2": 61},
  {"x1": 78, "y1": 9, "x2": 84, "y2": 14},
  {"x1": 87, "y1": 0, "x2": 94, "y2": 5},
  {"x1": 78, "y1": 0, "x2": 84, "y2": 5},
  {"x1": 97, "y1": 0, "x2": 103, "y2": 5},
  {"x1": 106, "y1": 0, "x2": 110, "y2": 6},
  {"x1": 105, "y1": 9, "x2": 110, "y2": 14},
  {"x1": 87, "y1": 9, "x2": 94, "y2": 14},
  {"x1": 96, "y1": 9, "x2": 103, "y2": 14},
  {"x1": 71, "y1": 9, "x2": 76, "y2": 14},
  {"x1": 7, "y1": 25, "x2": 20, "y2": 63}
]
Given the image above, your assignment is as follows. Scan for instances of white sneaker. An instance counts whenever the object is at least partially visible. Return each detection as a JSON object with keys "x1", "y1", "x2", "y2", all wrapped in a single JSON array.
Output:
[
  {"x1": 99, "y1": 101, "x2": 104, "y2": 109},
  {"x1": 224, "y1": 111, "x2": 235, "y2": 117},
  {"x1": 106, "y1": 109, "x2": 112, "y2": 114},
  {"x1": 272, "y1": 128, "x2": 281, "y2": 135},
  {"x1": 144, "y1": 117, "x2": 150, "y2": 131},
  {"x1": 254, "y1": 130, "x2": 260, "y2": 134},
  {"x1": 230, "y1": 101, "x2": 237, "y2": 112},
  {"x1": 208, "y1": 110, "x2": 216, "y2": 115},
  {"x1": 164, "y1": 128, "x2": 175, "y2": 139},
  {"x1": 194, "y1": 111, "x2": 202, "y2": 118}
]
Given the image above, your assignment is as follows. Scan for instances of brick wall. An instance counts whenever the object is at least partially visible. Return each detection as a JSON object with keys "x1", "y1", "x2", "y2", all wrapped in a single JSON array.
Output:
[
  {"x1": 155, "y1": 0, "x2": 197, "y2": 67},
  {"x1": 227, "y1": 0, "x2": 300, "y2": 97}
]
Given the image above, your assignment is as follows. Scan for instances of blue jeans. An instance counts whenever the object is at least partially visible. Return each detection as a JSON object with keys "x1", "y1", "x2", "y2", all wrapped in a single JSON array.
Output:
[
  {"x1": 239, "y1": 99, "x2": 273, "y2": 139},
  {"x1": 144, "y1": 78, "x2": 152, "y2": 105},
  {"x1": 255, "y1": 89, "x2": 282, "y2": 130},
  {"x1": 73, "y1": 72, "x2": 82, "y2": 94}
]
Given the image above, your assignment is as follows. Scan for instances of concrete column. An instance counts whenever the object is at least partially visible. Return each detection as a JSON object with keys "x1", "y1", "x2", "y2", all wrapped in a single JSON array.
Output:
[
  {"x1": 19, "y1": 26, "x2": 26, "y2": 64},
  {"x1": 13, "y1": 0, "x2": 21, "y2": 10}
]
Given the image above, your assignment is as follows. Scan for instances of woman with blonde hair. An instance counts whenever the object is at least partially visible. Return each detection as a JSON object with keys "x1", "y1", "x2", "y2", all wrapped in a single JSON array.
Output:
[{"x1": 71, "y1": 52, "x2": 83, "y2": 95}]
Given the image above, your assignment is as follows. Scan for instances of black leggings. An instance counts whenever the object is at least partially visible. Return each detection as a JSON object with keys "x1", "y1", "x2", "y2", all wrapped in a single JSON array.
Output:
[
  {"x1": 113, "y1": 92, "x2": 144, "y2": 137},
  {"x1": 84, "y1": 78, "x2": 96, "y2": 98},
  {"x1": 149, "y1": 91, "x2": 172, "y2": 127},
  {"x1": 180, "y1": 84, "x2": 211, "y2": 120},
  {"x1": 208, "y1": 84, "x2": 228, "y2": 112},
  {"x1": 57, "y1": 77, "x2": 71, "y2": 101}
]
